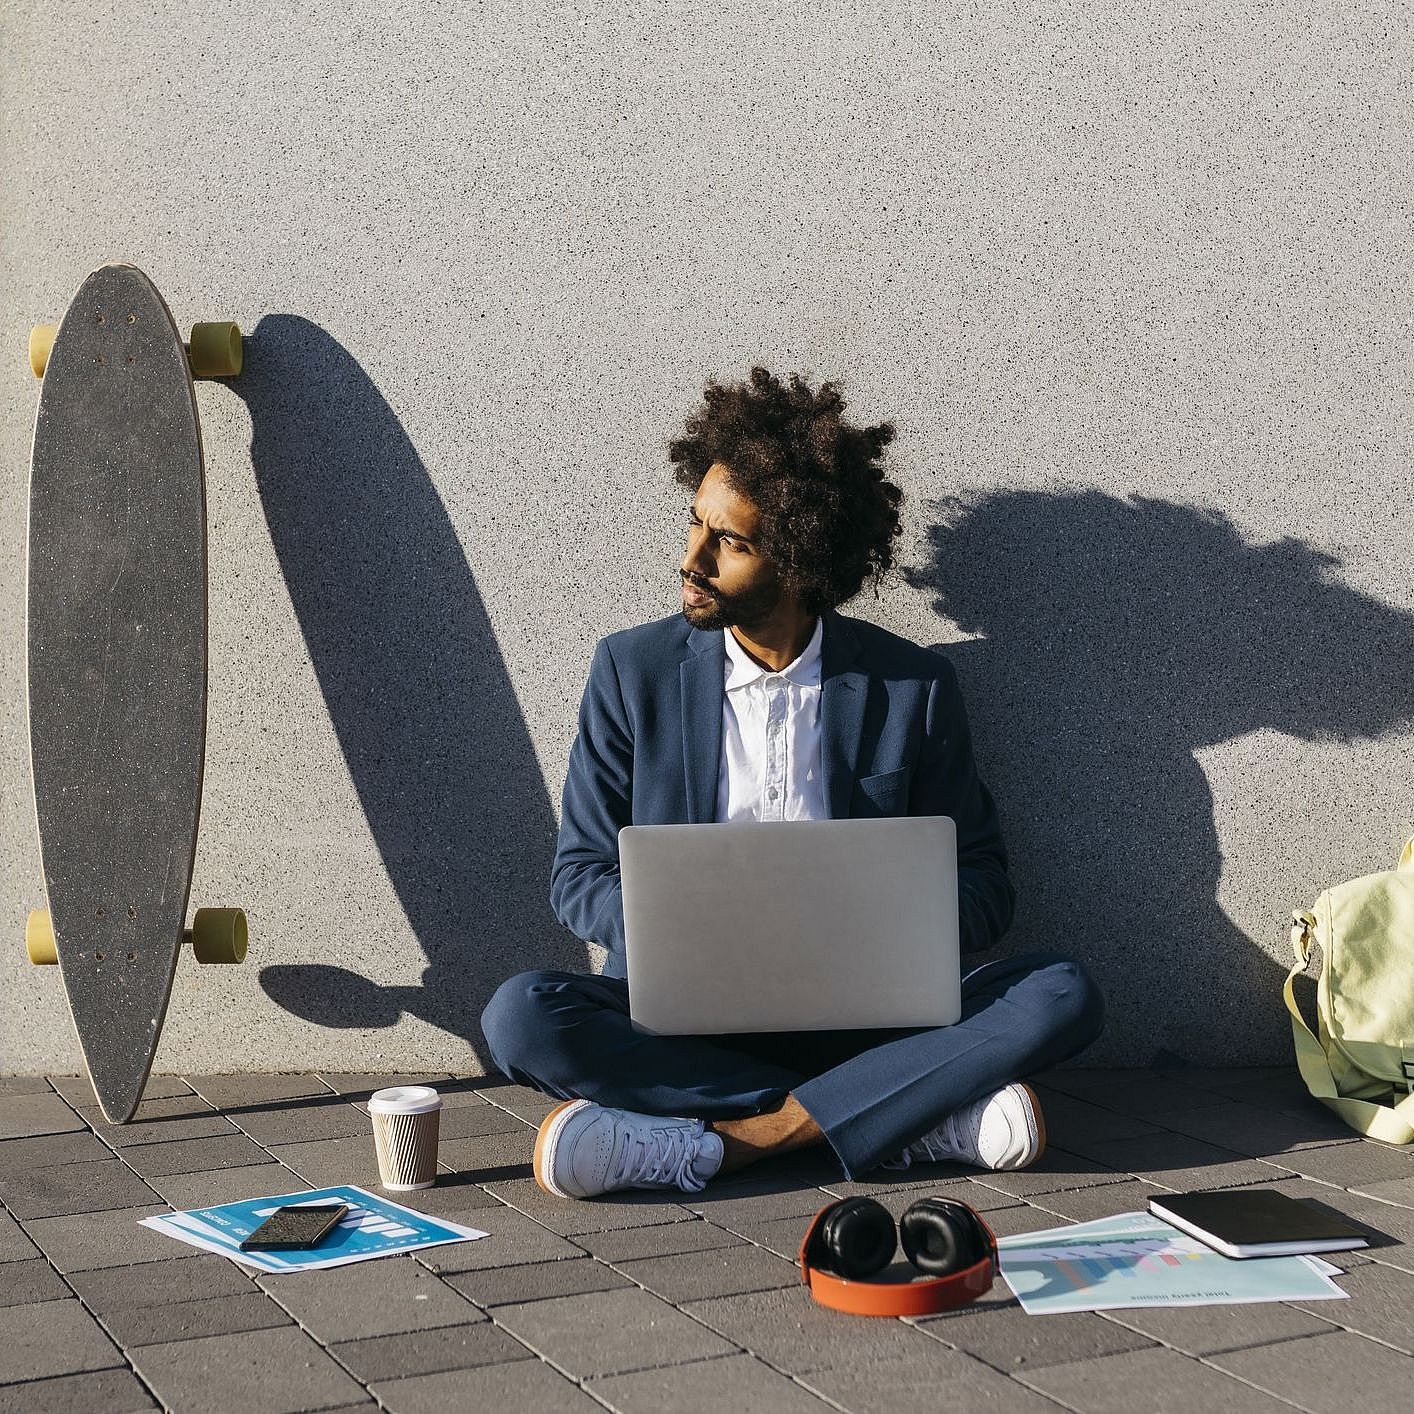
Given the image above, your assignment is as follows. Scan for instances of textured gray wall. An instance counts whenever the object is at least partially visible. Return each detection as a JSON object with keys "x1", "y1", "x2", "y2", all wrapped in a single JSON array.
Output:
[{"x1": 3, "y1": 2, "x2": 1411, "y2": 1075}]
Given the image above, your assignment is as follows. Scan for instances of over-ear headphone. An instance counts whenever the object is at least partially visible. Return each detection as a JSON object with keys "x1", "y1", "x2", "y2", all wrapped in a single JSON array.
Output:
[{"x1": 799, "y1": 1195, "x2": 997, "y2": 1317}]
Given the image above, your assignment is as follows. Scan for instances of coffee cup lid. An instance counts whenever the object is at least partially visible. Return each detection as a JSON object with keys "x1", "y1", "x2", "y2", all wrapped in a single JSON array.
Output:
[{"x1": 368, "y1": 1084, "x2": 442, "y2": 1115}]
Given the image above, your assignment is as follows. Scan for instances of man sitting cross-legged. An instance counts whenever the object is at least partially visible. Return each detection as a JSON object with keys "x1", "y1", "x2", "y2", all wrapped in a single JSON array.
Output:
[{"x1": 480, "y1": 366, "x2": 1105, "y2": 1198}]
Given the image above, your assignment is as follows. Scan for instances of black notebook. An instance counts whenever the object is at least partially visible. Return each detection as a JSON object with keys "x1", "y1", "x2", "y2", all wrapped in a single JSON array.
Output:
[{"x1": 1148, "y1": 1189, "x2": 1371, "y2": 1259}]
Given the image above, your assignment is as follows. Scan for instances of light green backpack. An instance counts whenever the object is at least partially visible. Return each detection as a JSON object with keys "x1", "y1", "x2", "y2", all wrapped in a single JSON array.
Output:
[{"x1": 1284, "y1": 833, "x2": 1414, "y2": 1144}]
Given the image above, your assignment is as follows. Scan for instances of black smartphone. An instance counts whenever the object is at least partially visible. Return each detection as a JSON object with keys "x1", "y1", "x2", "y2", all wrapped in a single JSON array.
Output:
[{"x1": 239, "y1": 1203, "x2": 350, "y2": 1251}]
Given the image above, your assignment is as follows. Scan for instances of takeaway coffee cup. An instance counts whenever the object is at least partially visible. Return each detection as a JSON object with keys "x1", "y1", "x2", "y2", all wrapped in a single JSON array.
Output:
[{"x1": 368, "y1": 1085, "x2": 442, "y2": 1190}]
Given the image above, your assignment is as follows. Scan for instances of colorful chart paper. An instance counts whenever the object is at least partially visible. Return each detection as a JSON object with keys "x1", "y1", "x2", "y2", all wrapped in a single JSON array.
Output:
[
  {"x1": 996, "y1": 1211, "x2": 1349, "y2": 1315},
  {"x1": 140, "y1": 1184, "x2": 488, "y2": 1272}
]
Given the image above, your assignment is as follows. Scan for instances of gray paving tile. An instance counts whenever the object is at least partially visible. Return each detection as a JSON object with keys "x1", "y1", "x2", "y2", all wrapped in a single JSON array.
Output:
[
  {"x1": 446, "y1": 1255, "x2": 634, "y2": 1306},
  {"x1": 0, "y1": 1368, "x2": 156, "y2": 1413},
  {"x1": 0, "y1": 1298, "x2": 123, "y2": 1381},
  {"x1": 483, "y1": 1175, "x2": 696, "y2": 1235},
  {"x1": 412, "y1": 1204, "x2": 585, "y2": 1273},
  {"x1": 965, "y1": 1146, "x2": 1133, "y2": 1198},
  {"x1": 0, "y1": 1129, "x2": 114, "y2": 1172},
  {"x1": 1071, "y1": 1133, "x2": 1280, "y2": 1192},
  {"x1": 708, "y1": 1211, "x2": 821, "y2": 1259},
  {"x1": 1032, "y1": 1087, "x2": 1168, "y2": 1145},
  {"x1": 683, "y1": 1177, "x2": 835, "y2": 1226},
  {"x1": 186, "y1": 1073, "x2": 335, "y2": 1107},
  {"x1": 49, "y1": 1073, "x2": 193, "y2": 1104},
  {"x1": 118, "y1": 1132, "x2": 275, "y2": 1178},
  {"x1": 1289, "y1": 1259, "x2": 1414, "y2": 1352},
  {"x1": 1260, "y1": 1140, "x2": 1414, "y2": 1188},
  {"x1": 317, "y1": 1072, "x2": 452, "y2": 1099},
  {"x1": 146, "y1": 1161, "x2": 311, "y2": 1209},
  {"x1": 681, "y1": 1285, "x2": 933, "y2": 1373},
  {"x1": 0, "y1": 1207, "x2": 39, "y2": 1263},
  {"x1": 435, "y1": 1126, "x2": 534, "y2": 1179},
  {"x1": 23, "y1": 1204, "x2": 179, "y2": 1271},
  {"x1": 0, "y1": 1257, "x2": 70, "y2": 1306},
  {"x1": 799, "y1": 1342, "x2": 1062, "y2": 1413},
  {"x1": 1353, "y1": 1174, "x2": 1414, "y2": 1207},
  {"x1": 820, "y1": 1175, "x2": 1025, "y2": 1212},
  {"x1": 227, "y1": 1098, "x2": 374, "y2": 1146},
  {"x1": 914, "y1": 1293, "x2": 1156, "y2": 1372},
  {"x1": 101, "y1": 1289, "x2": 294, "y2": 1347},
  {"x1": 75, "y1": 1096, "x2": 236, "y2": 1147},
  {"x1": 573, "y1": 1219, "x2": 747, "y2": 1263},
  {"x1": 1027, "y1": 1178, "x2": 1173, "y2": 1223},
  {"x1": 1210, "y1": 1329, "x2": 1414, "y2": 1412},
  {"x1": 1179, "y1": 1067, "x2": 1332, "y2": 1114},
  {"x1": 591, "y1": 1351, "x2": 832, "y2": 1414},
  {"x1": 267, "y1": 1134, "x2": 387, "y2": 1187},
  {"x1": 331, "y1": 1320, "x2": 533, "y2": 1380},
  {"x1": 1147, "y1": 1100, "x2": 1359, "y2": 1157},
  {"x1": 0, "y1": 1157, "x2": 161, "y2": 1218},
  {"x1": 0, "y1": 1093, "x2": 84, "y2": 1140},
  {"x1": 468, "y1": 1079, "x2": 561, "y2": 1124},
  {"x1": 1035, "y1": 1069, "x2": 1228, "y2": 1115},
  {"x1": 978, "y1": 1204, "x2": 1075, "y2": 1239},
  {"x1": 68, "y1": 1252, "x2": 257, "y2": 1311},
  {"x1": 437, "y1": 1103, "x2": 534, "y2": 1141},
  {"x1": 378, "y1": 1175, "x2": 503, "y2": 1216},
  {"x1": 258, "y1": 1254, "x2": 485, "y2": 1341},
  {"x1": 1016, "y1": 1345, "x2": 1299, "y2": 1412},
  {"x1": 370, "y1": 1358, "x2": 604, "y2": 1413},
  {"x1": 614, "y1": 1241, "x2": 799, "y2": 1302},
  {"x1": 130, "y1": 1324, "x2": 367, "y2": 1414},
  {"x1": 1100, "y1": 1299, "x2": 1339, "y2": 1355},
  {"x1": 495, "y1": 1285, "x2": 737, "y2": 1377},
  {"x1": 0, "y1": 1075, "x2": 56, "y2": 1095}
]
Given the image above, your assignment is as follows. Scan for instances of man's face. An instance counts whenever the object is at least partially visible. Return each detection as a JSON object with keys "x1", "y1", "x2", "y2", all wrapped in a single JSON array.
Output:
[{"x1": 680, "y1": 462, "x2": 792, "y2": 631}]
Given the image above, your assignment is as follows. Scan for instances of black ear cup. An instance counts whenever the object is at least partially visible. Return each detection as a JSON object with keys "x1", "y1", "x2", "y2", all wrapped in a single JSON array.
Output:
[
  {"x1": 898, "y1": 1197, "x2": 989, "y2": 1276},
  {"x1": 818, "y1": 1197, "x2": 897, "y2": 1279}
]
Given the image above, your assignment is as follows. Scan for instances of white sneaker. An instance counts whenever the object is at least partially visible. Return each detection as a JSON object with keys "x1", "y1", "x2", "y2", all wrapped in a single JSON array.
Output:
[
  {"x1": 881, "y1": 1082, "x2": 1046, "y2": 1173},
  {"x1": 533, "y1": 1099, "x2": 725, "y2": 1199}
]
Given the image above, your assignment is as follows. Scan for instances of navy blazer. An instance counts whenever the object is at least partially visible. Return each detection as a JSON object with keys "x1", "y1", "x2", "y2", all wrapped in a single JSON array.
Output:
[{"x1": 550, "y1": 607, "x2": 1016, "y2": 978}]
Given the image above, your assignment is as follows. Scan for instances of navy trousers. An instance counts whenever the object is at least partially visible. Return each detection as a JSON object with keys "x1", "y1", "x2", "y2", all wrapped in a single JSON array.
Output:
[{"x1": 480, "y1": 951, "x2": 1105, "y2": 1179}]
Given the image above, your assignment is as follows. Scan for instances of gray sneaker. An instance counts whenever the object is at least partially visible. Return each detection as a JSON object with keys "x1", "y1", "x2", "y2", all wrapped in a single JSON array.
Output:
[
  {"x1": 533, "y1": 1099, "x2": 725, "y2": 1199},
  {"x1": 882, "y1": 1082, "x2": 1046, "y2": 1173}
]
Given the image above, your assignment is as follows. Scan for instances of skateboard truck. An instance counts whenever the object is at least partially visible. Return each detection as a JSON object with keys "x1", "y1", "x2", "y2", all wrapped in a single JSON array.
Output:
[{"x1": 29, "y1": 319, "x2": 243, "y2": 380}]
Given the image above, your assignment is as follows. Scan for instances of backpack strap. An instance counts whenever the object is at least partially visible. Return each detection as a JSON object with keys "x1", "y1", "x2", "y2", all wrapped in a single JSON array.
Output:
[{"x1": 1285, "y1": 909, "x2": 1414, "y2": 1144}]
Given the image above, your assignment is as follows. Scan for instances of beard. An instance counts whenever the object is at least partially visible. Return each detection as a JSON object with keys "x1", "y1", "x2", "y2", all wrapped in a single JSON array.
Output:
[{"x1": 680, "y1": 574, "x2": 784, "y2": 631}]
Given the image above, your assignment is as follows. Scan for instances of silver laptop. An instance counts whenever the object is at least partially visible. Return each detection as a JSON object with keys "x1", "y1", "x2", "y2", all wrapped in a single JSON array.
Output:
[{"x1": 619, "y1": 816, "x2": 960, "y2": 1035}]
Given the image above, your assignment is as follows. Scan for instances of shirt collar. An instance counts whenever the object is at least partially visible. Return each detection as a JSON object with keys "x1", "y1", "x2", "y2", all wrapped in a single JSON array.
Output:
[{"x1": 723, "y1": 615, "x2": 823, "y2": 691}]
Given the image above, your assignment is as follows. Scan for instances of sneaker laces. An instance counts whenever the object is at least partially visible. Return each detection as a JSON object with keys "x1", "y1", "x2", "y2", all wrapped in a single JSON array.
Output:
[
  {"x1": 881, "y1": 1101, "x2": 981, "y2": 1170},
  {"x1": 608, "y1": 1118, "x2": 712, "y2": 1192}
]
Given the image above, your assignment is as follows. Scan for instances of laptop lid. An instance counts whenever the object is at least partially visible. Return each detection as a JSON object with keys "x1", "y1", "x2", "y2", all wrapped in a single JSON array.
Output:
[{"x1": 620, "y1": 816, "x2": 960, "y2": 1035}]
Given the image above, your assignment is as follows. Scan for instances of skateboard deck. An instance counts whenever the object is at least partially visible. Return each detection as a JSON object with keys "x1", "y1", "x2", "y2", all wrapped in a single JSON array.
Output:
[{"x1": 26, "y1": 262, "x2": 242, "y2": 1122}]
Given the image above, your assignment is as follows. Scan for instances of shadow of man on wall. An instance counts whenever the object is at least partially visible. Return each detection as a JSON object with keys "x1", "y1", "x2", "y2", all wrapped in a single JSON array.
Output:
[
  {"x1": 905, "y1": 488, "x2": 1414, "y2": 1064},
  {"x1": 231, "y1": 314, "x2": 587, "y2": 1063}
]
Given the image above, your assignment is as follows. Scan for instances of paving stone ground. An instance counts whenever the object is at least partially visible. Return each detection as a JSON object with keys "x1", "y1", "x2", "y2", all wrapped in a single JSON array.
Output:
[{"x1": 2, "y1": 1067, "x2": 1412, "y2": 1412}]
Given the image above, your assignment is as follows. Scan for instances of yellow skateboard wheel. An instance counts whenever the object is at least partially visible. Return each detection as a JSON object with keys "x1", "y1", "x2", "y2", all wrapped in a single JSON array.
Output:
[
  {"x1": 29, "y1": 326, "x2": 57, "y2": 379},
  {"x1": 187, "y1": 322, "x2": 242, "y2": 378},
  {"x1": 189, "y1": 907, "x2": 248, "y2": 964},
  {"x1": 26, "y1": 909, "x2": 57, "y2": 965}
]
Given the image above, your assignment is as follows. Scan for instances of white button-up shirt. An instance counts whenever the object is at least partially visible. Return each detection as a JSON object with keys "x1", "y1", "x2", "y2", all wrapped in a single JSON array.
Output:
[{"x1": 714, "y1": 616, "x2": 828, "y2": 823}]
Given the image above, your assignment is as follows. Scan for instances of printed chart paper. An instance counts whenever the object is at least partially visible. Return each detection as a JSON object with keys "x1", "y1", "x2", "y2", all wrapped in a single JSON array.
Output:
[
  {"x1": 140, "y1": 1185, "x2": 488, "y2": 1272},
  {"x1": 996, "y1": 1212, "x2": 1349, "y2": 1315}
]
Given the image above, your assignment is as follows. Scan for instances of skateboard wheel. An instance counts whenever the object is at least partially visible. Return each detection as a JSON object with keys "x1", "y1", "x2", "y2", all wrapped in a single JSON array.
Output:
[
  {"x1": 190, "y1": 907, "x2": 248, "y2": 963},
  {"x1": 26, "y1": 909, "x2": 57, "y2": 965},
  {"x1": 29, "y1": 326, "x2": 57, "y2": 379},
  {"x1": 187, "y1": 322, "x2": 242, "y2": 378}
]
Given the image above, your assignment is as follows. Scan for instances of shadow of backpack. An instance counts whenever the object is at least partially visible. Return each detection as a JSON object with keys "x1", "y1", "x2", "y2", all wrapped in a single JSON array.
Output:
[{"x1": 1285, "y1": 833, "x2": 1414, "y2": 1143}]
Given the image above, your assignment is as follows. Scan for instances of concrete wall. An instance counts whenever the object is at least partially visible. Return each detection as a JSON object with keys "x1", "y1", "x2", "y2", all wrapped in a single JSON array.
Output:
[{"x1": 3, "y1": 1, "x2": 1411, "y2": 1074}]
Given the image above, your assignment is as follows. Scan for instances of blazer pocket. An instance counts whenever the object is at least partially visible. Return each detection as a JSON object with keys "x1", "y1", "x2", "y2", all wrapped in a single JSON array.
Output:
[{"x1": 854, "y1": 766, "x2": 911, "y2": 816}]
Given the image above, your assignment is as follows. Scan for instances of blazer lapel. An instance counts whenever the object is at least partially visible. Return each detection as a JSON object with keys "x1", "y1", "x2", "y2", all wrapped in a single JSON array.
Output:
[
  {"x1": 680, "y1": 610, "x2": 868, "y2": 824},
  {"x1": 681, "y1": 625, "x2": 725, "y2": 823},
  {"x1": 821, "y1": 610, "x2": 867, "y2": 819}
]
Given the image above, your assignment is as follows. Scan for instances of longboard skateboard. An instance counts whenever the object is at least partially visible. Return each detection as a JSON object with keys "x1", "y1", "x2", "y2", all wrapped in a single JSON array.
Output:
[{"x1": 25, "y1": 262, "x2": 248, "y2": 1123}]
